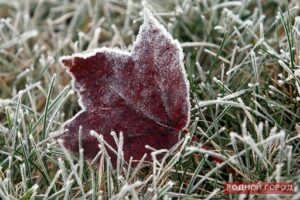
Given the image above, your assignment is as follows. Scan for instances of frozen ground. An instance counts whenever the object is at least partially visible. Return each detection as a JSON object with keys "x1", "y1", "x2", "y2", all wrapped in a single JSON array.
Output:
[{"x1": 0, "y1": 0, "x2": 300, "y2": 199}]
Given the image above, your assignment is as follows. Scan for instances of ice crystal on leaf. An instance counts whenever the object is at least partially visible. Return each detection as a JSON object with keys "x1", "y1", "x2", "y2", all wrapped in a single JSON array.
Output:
[{"x1": 59, "y1": 10, "x2": 190, "y2": 166}]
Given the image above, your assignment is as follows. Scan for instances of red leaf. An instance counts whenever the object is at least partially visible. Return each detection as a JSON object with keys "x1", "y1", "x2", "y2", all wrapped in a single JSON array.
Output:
[{"x1": 59, "y1": 10, "x2": 190, "y2": 166}]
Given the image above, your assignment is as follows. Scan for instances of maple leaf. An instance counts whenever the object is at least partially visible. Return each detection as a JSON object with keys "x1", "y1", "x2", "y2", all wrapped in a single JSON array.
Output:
[{"x1": 59, "y1": 10, "x2": 190, "y2": 166}]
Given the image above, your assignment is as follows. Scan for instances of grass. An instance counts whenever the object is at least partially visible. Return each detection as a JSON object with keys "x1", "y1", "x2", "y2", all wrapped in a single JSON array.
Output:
[{"x1": 0, "y1": 0, "x2": 300, "y2": 199}]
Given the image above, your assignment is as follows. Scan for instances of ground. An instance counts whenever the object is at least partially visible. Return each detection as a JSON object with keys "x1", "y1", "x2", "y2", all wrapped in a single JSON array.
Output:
[{"x1": 0, "y1": 0, "x2": 300, "y2": 199}]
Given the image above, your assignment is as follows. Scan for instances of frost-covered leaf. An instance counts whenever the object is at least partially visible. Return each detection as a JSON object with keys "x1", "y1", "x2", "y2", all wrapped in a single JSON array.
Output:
[{"x1": 59, "y1": 10, "x2": 190, "y2": 166}]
